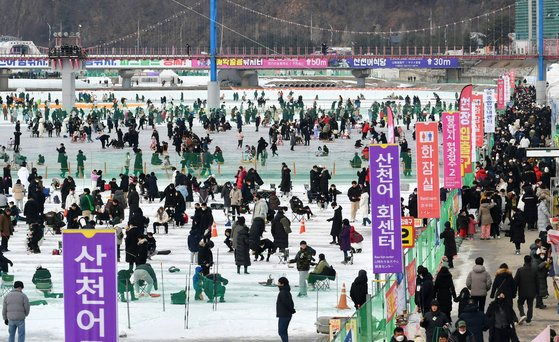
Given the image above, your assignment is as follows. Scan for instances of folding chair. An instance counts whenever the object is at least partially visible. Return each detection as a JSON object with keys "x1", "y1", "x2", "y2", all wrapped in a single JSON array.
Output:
[
  {"x1": 0, "y1": 274, "x2": 14, "y2": 297},
  {"x1": 291, "y1": 209, "x2": 305, "y2": 222},
  {"x1": 277, "y1": 248, "x2": 289, "y2": 264}
]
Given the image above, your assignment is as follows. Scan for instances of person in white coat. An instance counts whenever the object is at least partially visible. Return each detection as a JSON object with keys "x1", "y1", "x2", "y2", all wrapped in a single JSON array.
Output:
[
  {"x1": 537, "y1": 199, "x2": 551, "y2": 232},
  {"x1": 252, "y1": 195, "x2": 268, "y2": 223},
  {"x1": 359, "y1": 192, "x2": 370, "y2": 226},
  {"x1": 17, "y1": 166, "x2": 29, "y2": 190},
  {"x1": 64, "y1": 188, "x2": 79, "y2": 210}
]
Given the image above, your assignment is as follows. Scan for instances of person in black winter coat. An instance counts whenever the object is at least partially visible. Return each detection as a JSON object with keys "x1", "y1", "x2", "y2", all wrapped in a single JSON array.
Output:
[
  {"x1": 198, "y1": 240, "x2": 214, "y2": 275},
  {"x1": 485, "y1": 294, "x2": 518, "y2": 342},
  {"x1": 509, "y1": 208, "x2": 526, "y2": 254},
  {"x1": 349, "y1": 269, "x2": 368, "y2": 309},
  {"x1": 408, "y1": 190, "x2": 418, "y2": 218},
  {"x1": 136, "y1": 236, "x2": 148, "y2": 266},
  {"x1": 127, "y1": 186, "x2": 140, "y2": 214},
  {"x1": 279, "y1": 164, "x2": 291, "y2": 196},
  {"x1": 146, "y1": 173, "x2": 159, "y2": 202},
  {"x1": 490, "y1": 263, "x2": 517, "y2": 304},
  {"x1": 433, "y1": 266, "x2": 457, "y2": 320},
  {"x1": 0, "y1": 250, "x2": 13, "y2": 273},
  {"x1": 197, "y1": 203, "x2": 214, "y2": 237},
  {"x1": 420, "y1": 300, "x2": 450, "y2": 342},
  {"x1": 415, "y1": 266, "x2": 434, "y2": 314},
  {"x1": 23, "y1": 198, "x2": 40, "y2": 224},
  {"x1": 271, "y1": 210, "x2": 289, "y2": 251},
  {"x1": 514, "y1": 255, "x2": 538, "y2": 323},
  {"x1": 319, "y1": 169, "x2": 331, "y2": 197},
  {"x1": 125, "y1": 226, "x2": 143, "y2": 271},
  {"x1": 439, "y1": 222, "x2": 457, "y2": 268},
  {"x1": 249, "y1": 217, "x2": 265, "y2": 252},
  {"x1": 234, "y1": 225, "x2": 251, "y2": 274},
  {"x1": 456, "y1": 287, "x2": 471, "y2": 316},
  {"x1": 522, "y1": 187, "x2": 538, "y2": 230},
  {"x1": 276, "y1": 277, "x2": 295, "y2": 342},
  {"x1": 327, "y1": 202, "x2": 343, "y2": 244},
  {"x1": 458, "y1": 301, "x2": 489, "y2": 342}
]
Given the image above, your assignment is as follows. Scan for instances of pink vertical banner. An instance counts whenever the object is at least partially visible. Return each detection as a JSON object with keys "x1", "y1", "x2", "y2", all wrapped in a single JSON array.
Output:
[
  {"x1": 459, "y1": 85, "x2": 473, "y2": 176},
  {"x1": 497, "y1": 79, "x2": 505, "y2": 110},
  {"x1": 387, "y1": 106, "x2": 395, "y2": 143},
  {"x1": 416, "y1": 122, "x2": 441, "y2": 218},
  {"x1": 442, "y1": 112, "x2": 462, "y2": 189},
  {"x1": 509, "y1": 70, "x2": 516, "y2": 88},
  {"x1": 473, "y1": 95, "x2": 484, "y2": 147}
]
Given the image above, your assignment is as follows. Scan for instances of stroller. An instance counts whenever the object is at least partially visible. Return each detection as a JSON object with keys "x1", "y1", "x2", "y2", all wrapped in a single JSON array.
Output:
[{"x1": 27, "y1": 223, "x2": 45, "y2": 254}]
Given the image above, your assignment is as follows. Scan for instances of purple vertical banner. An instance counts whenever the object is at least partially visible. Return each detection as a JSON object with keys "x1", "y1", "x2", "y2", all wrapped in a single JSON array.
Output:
[
  {"x1": 369, "y1": 144, "x2": 403, "y2": 274},
  {"x1": 63, "y1": 230, "x2": 117, "y2": 342}
]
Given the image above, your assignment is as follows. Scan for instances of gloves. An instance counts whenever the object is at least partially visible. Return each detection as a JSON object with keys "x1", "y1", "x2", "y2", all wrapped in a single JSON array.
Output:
[{"x1": 4, "y1": 320, "x2": 8, "y2": 326}]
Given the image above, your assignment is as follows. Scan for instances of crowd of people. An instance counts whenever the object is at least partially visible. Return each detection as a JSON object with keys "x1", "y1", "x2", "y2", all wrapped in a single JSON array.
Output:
[{"x1": 0, "y1": 80, "x2": 556, "y2": 341}]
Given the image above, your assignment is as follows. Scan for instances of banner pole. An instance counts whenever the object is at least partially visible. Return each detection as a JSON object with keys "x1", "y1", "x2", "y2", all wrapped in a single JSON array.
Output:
[
  {"x1": 126, "y1": 277, "x2": 131, "y2": 329},
  {"x1": 161, "y1": 261, "x2": 166, "y2": 312}
]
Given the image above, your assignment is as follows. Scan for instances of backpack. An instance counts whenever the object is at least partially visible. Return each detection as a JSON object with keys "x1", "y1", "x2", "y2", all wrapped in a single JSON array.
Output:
[{"x1": 323, "y1": 265, "x2": 336, "y2": 277}]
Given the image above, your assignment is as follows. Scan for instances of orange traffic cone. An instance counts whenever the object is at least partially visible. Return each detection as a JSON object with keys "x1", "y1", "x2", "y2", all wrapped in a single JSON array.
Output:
[
  {"x1": 211, "y1": 222, "x2": 218, "y2": 238},
  {"x1": 299, "y1": 217, "x2": 306, "y2": 234},
  {"x1": 336, "y1": 283, "x2": 351, "y2": 310}
]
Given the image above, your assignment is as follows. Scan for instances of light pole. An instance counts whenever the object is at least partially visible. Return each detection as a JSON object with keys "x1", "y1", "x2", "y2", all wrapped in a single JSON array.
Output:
[{"x1": 47, "y1": 23, "x2": 51, "y2": 47}]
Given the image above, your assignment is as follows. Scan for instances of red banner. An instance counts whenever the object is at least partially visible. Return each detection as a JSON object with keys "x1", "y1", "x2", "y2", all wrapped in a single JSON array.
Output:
[
  {"x1": 406, "y1": 259, "x2": 417, "y2": 299},
  {"x1": 385, "y1": 281, "x2": 398, "y2": 322},
  {"x1": 459, "y1": 85, "x2": 473, "y2": 176},
  {"x1": 473, "y1": 95, "x2": 484, "y2": 147},
  {"x1": 509, "y1": 70, "x2": 516, "y2": 88},
  {"x1": 497, "y1": 79, "x2": 505, "y2": 110},
  {"x1": 416, "y1": 122, "x2": 440, "y2": 218}
]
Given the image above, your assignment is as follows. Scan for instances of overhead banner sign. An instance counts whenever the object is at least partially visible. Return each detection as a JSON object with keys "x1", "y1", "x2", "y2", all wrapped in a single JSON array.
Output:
[
  {"x1": 473, "y1": 95, "x2": 484, "y2": 147},
  {"x1": 63, "y1": 230, "x2": 117, "y2": 342},
  {"x1": 401, "y1": 217, "x2": 415, "y2": 248},
  {"x1": 442, "y1": 112, "x2": 462, "y2": 189},
  {"x1": 0, "y1": 59, "x2": 49, "y2": 68},
  {"x1": 497, "y1": 78, "x2": 505, "y2": 110},
  {"x1": 416, "y1": 122, "x2": 441, "y2": 218},
  {"x1": 369, "y1": 144, "x2": 403, "y2": 274},
  {"x1": 335, "y1": 57, "x2": 460, "y2": 69},
  {"x1": 484, "y1": 89, "x2": 496, "y2": 133},
  {"x1": 459, "y1": 85, "x2": 473, "y2": 176}
]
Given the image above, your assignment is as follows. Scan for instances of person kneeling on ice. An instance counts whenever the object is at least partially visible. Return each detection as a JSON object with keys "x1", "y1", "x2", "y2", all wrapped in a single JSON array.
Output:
[
  {"x1": 193, "y1": 266, "x2": 205, "y2": 301},
  {"x1": 203, "y1": 273, "x2": 228, "y2": 303},
  {"x1": 133, "y1": 263, "x2": 160, "y2": 298},
  {"x1": 117, "y1": 269, "x2": 137, "y2": 302}
]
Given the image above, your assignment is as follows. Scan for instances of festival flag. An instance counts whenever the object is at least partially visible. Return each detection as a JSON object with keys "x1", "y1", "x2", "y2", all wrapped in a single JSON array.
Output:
[
  {"x1": 484, "y1": 89, "x2": 496, "y2": 133},
  {"x1": 442, "y1": 112, "x2": 462, "y2": 189},
  {"x1": 459, "y1": 85, "x2": 473, "y2": 175},
  {"x1": 497, "y1": 78, "x2": 505, "y2": 110},
  {"x1": 369, "y1": 144, "x2": 403, "y2": 274},
  {"x1": 387, "y1": 106, "x2": 395, "y2": 143},
  {"x1": 416, "y1": 122, "x2": 441, "y2": 218},
  {"x1": 473, "y1": 95, "x2": 484, "y2": 147}
]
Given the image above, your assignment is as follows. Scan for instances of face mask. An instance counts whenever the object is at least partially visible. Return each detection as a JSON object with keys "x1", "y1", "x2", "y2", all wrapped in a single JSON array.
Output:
[
  {"x1": 459, "y1": 330, "x2": 466, "y2": 335},
  {"x1": 396, "y1": 336, "x2": 405, "y2": 342}
]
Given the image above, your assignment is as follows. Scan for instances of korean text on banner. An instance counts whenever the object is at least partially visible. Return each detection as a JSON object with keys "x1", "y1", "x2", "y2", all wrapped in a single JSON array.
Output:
[
  {"x1": 406, "y1": 259, "x2": 417, "y2": 299},
  {"x1": 385, "y1": 281, "x2": 398, "y2": 322},
  {"x1": 442, "y1": 112, "x2": 462, "y2": 189},
  {"x1": 484, "y1": 89, "x2": 496, "y2": 133},
  {"x1": 416, "y1": 122, "x2": 441, "y2": 218},
  {"x1": 503, "y1": 75, "x2": 511, "y2": 103},
  {"x1": 509, "y1": 70, "x2": 516, "y2": 88},
  {"x1": 497, "y1": 79, "x2": 505, "y2": 110},
  {"x1": 63, "y1": 230, "x2": 117, "y2": 342},
  {"x1": 401, "y1": 216, "x2": 415, "y2": 248},
  {"x1": 459, "y1": 85, "x2": 473, "y2": 176},
  {"x1": 369, "y1": 144, "x2": 403, "y2": 274},
  {"x1": 473, "y1": 95, "x2": 484, "y2": 147}
]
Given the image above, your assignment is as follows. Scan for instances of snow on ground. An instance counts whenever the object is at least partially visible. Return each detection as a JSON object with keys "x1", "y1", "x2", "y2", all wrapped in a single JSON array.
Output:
[{"x1": 0, "y1": 86, "x2": 446, "y2": 341}]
